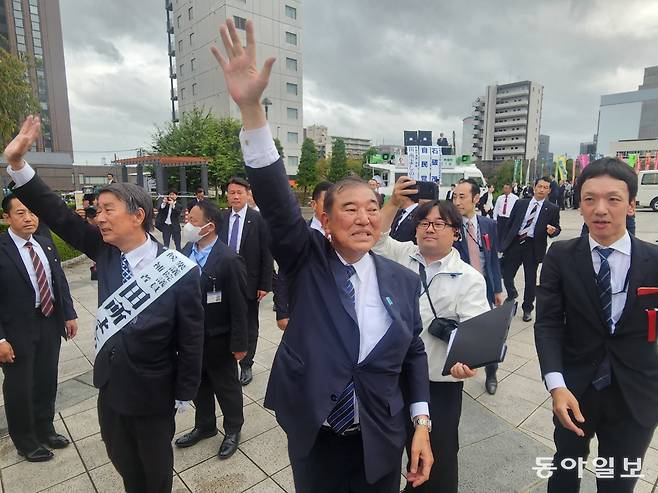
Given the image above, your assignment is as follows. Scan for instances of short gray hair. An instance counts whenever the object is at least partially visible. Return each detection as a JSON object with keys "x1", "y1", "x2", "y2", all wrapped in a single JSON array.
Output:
[{"x1": 99, "y1": 183, "x2": 153, "y2": 233}]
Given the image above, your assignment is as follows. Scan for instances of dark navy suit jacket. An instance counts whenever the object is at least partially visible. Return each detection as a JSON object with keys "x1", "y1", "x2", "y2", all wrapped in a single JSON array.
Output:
[
  {"x1": 454, "y1": 215, "x2": 502, "y2": 305},
  {"x1": 246, "y1": 159, "x2": 429, "y2": 484}
]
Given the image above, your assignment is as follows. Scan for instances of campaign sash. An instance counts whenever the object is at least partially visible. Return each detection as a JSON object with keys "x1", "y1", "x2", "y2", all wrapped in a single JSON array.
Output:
[{"x1": 94, "y1": 249, "x2": 196, "y2": 356}]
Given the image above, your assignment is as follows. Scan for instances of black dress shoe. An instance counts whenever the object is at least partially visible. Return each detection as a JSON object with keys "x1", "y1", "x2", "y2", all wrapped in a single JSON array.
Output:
[
  {"x1": 18, "y1": 446, "x2": 54, "y2": 462},
  {"x1": 38, "y1": 433, "x2": 70, "y2": 449},
  {"x1": 522, "y1": 310, "x2": 532, "y2": 322},
  {"x1": 174, "y1": 428, "x2": 218, "y2": 448},
  {"x1": 240, "y1": 367, "x2": 253, "y2": 386},
  {"x1": 218, "y1": 432, "x2": 240, "y2": 460},
  {"x1": 485, "y1": 373, "x2": 498, "y2": 395}
]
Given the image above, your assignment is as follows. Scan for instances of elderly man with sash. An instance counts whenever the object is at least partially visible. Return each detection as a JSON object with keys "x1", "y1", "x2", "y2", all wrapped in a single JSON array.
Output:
[{"x1": 3, "y1": 117, "x2": 204, "y2": 493}]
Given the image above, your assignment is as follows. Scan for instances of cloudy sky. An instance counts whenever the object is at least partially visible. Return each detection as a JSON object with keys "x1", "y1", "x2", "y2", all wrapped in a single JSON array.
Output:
[{"x1": 59, "y1": 0, "x2": 658, "y2": 164}]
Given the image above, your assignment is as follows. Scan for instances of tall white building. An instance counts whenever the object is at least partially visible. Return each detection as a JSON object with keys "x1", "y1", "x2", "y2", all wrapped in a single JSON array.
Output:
[
  {"x1": 166, "y1": 0, "x2": 303, "y2": 174},
  {"x1": 466, "y1": 81, "x2": 543, "y2": 162}
]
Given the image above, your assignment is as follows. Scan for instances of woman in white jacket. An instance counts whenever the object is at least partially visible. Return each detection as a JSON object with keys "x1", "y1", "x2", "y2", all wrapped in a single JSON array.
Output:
[{"x1": 372, "y1": 177, "x2": 490, "y2": 493}]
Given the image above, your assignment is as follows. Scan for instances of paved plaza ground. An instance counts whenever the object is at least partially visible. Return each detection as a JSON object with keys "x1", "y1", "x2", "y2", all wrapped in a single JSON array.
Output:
[{"x1": 0, "y1": 209, "x2": 657, "y2": 492}]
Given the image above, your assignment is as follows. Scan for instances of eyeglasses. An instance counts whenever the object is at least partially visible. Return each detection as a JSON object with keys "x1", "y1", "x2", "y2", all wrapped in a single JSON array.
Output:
[{"x1": 416, "y1": 220, "x2": 453, "y2": 231}]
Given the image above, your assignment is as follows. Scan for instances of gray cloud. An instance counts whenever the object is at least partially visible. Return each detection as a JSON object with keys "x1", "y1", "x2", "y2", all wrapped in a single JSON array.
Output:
[{"x1": 59, "y1": 0, "x2": 658, "y2": 163}]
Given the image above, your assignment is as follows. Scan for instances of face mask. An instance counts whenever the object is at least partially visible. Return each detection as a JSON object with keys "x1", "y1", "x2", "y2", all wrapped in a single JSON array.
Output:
[{"x1": 182, "y1": 222, "x2": 211, "y2": 244}]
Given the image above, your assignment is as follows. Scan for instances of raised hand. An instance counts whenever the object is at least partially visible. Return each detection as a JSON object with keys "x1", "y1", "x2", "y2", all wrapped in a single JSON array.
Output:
[
  {"x1": 3, "y1": 115, "x2": 41, "y2": 169},
  {"x1": 210, "y1": 19, "x2": 275, "y2": 129}
]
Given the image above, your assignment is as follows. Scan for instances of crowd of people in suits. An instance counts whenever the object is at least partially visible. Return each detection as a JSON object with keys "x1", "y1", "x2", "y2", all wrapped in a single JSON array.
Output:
[{"x1": 0, "y1": 17, "x2": 656, "y2": 493}]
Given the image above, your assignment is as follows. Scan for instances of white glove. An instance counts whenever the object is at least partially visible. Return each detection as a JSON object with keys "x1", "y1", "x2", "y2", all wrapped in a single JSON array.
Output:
[{"x1": 175, "y1": 400, "x2": 192, "y2": 413}]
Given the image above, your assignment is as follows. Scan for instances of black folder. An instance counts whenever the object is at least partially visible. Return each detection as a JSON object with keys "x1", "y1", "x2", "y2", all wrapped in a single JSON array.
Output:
[{"x1": 441, "y1": 301, "x2": 517, "y2": 376}]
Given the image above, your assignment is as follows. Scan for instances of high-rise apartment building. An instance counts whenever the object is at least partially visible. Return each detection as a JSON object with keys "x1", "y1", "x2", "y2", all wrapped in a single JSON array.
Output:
[
  {"x1": 166, "y1": 0, "x2": 303, "y2": 174},
  {"x1": 537, "y1": 134, "x2": 553, "y2": 166},
  {"x1": 1, "y1": 0, "x2": 72, "y2": 155}
]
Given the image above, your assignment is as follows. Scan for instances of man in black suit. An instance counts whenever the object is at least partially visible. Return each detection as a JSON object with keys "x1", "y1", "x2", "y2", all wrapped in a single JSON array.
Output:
[
  {"x1": 445, "y1": 183, "x2": 456, "y2": 201},
  {"x1": 272, "y1": 181, "x2": 331, "y2": 331},
  {"x1": 219, "y1": 176, "x2": 273, "y2": 385},
  {"x1": 186, "y1": 187, "x2": 206, "y2": 212},
  {"x1": 535, "y1": 158, "x2": 658, "y2": 492},
  {"x1": 548, "y1": 174, "x2": 559, "y2": 204},
  {"x1": 4, "y1": 116, "x2": 204, "y2": 493},
  {"x1": 500, "y1": 176, "x2": 561, "y2": 322},
  {"x1": 176, "y1": 200, "x2": 248, "y2": 460},
  {"x1": 158, "y1": 190, "x2": 183, "y2": 251},
  {"x1": 390, "y1": 189, "x2": 418, "y2": 243},
  {"x1": 0, "y1": 195, "x2": 77, "y2": 462},
  {"x1": 211, "y1": 18, "x2": 432, "y2": 491}
]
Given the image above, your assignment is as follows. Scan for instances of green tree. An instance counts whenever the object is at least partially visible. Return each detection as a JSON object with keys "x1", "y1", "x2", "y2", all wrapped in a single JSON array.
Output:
[
  {"x1": 274, "y1": 138, "x2": 284, "y2": 159},
  {"x1": 0, "y1": 47, "x2": 39, "y2": 148},
  {"x1": 362, "y1": 146, "x2": 378, "y2": 164},
  {"x1": 328, "y1": 138, "x2": 349, "y2": 182},
  {"x1": 296, "y1": 138, "x2": 317, "y2": 197},
  {"x1": 347, "y1": 157, "x2": 369, "y2": 179},
  {"x1": 152, "y1": 108, "x2": 244, "y2": 193},
  {"x1": 490, "y1": 161, "x2": 515, "y2": 192}
]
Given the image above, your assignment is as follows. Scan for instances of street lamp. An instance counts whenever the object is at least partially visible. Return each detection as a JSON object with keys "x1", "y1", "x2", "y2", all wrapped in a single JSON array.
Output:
[{"x1": 261, "y1": 97, "x2": 272, "y2": 120}]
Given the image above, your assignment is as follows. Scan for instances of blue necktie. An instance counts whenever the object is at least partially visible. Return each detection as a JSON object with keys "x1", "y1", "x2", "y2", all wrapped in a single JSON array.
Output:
[
  {"x1": 592, "y1": 247, "x2": 614, "y2": 390},
  {"x1": 327, "y1": 264, "x2": 357, "y2": 434},
  {"x1": 121, "y1": 254, "x2": 132, "y2": 284},
  {"x1": 228, "y1": 214, "x2": 240, "y2": 252}
]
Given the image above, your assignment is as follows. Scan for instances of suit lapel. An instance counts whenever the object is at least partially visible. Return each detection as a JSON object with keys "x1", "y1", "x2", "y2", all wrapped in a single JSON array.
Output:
[
  {"x1": 616, "y1": 236, "x2": 649, "y2": 330},
  {"x1": 573, "y1": 236, "x2": 610, "y2": 332},
  {"x1": 239, "y1": 209, "x2": 253, "y2": 251},
  {"x1": 0, "y1": 234, "x2": 33, "y2": 293},
  {"x1": 220, "y1": 211, "x2": 230, "y2": 243},
  {"x1": 392, "y1": 209, "x2": 404, "y2": 232}
]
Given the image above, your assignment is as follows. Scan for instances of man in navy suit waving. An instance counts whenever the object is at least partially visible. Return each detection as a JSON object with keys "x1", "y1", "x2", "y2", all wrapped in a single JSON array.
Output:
[{"x1": 211, "y1": 19, "x2": 432, "y2": 492}]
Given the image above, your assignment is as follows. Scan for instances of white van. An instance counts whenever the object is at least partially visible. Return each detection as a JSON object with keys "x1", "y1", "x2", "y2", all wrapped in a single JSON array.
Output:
[
  {"x1": 366, "y1": 156, "x2": 486, "y2": 199},
  {"x1": 637, "y1": 170, "x2": 658, "y2": 211}
]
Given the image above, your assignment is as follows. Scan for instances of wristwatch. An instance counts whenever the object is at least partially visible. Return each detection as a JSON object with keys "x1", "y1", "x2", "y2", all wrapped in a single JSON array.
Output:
[{"x1": 412, "y1": 416, "x2": 432, "y2": 432}]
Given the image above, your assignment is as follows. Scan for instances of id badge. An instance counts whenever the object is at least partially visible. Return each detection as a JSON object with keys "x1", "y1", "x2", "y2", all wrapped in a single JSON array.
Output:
[{"x1": 207, "y1": 291, "x2": 222, "y2": 304}]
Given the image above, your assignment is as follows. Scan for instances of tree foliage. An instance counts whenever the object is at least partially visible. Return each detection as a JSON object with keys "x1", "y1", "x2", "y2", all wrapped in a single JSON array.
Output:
[
  {"x1": 296, "y1": 138, "x2": 317, "y2": 195},
  {"x1": 274, "y1": 138, "x2": 284, "y2": 159},
  {"x1": 328, "y1": 138, "x2": 349, "y2": 182},
  {"x1": 152, "y1": 108, "x2": 244, "y2": 191},
  {"x1": 0, "y1": 48, "x2": 39, "y2": 148}
]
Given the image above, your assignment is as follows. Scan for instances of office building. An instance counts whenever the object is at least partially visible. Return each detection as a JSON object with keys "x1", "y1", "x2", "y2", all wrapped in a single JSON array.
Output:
[
  {"x1": 305, "y1": 124, "x2": 329, "y2": 157},
  {"x1": 166, "y1": 0, "x2": 303, "y2": 174},
  {"x1": 462, "y1": 116, "x2": 475, "y2": 158},
  {"x1": 331, "y1": 135, "x2": 371, "y2": 157},
  {"x1": 537, "y1": 134, "x2": 553, "y2": 166},
  {"x1": 1, "y1": 0, "x2": 72, "y2": 156},
  {"x1": 596, "y1": 65, "x2": 658, "y2": 156}
]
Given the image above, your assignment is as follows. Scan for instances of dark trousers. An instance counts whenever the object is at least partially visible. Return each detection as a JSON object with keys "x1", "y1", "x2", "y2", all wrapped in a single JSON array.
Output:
[
  {"x1": 240, "y1": 299, "x2": 259, "y2": 369},
  {"x1": 194, "y1": 334, "x2": 244, "y2": 434},
  {"x1": 2, "y1": 312, "x2": 60, "y2": 452},
  {"x1": 496, "y1": 217, "x2": 510, "y2": 252},
  {"x1": 98, "y1": 391, "x2": 175, "y2": 493},
  {"x1": 404, "y1": 381, "x2": 463, "y2": 493},
  {"x1": 291, "y1": 429, "x2": 402, "y2": 493},
  {"x1": 549, "y1": 381, "x2": 655, "y2": 493},
  {"x1": 161, "y1": 224, "x2": 181, "y2": 251},
  {"x1": 502, "y1": 239, "x2": 538, "y2": 313}
]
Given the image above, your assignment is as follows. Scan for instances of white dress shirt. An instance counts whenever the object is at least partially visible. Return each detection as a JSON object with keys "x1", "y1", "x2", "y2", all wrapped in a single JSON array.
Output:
[
  {"x1": 8, "y1": 227, "x2": 54, "y2": 308},
  {"x1": 463, "y1": 214, "x2": 480, "y2": 242},
  {"x1": 239, "y1": 124, "x2": 428, "y2": 419},
  {"x1": 122, "y1": 235, "x2": 159, "y2": 276},
  {"x1": 228, "y1": 204, "x2": 249, "y2": 253},
  {"x1": 493, "y1": 193, "x2": 518, "y2": 220},
  {"x1": 544, "y1": 232, "x2": 632, "y2": 391},
  {"x1": 160, "y1": 200, "x2": 176, "y2": 225},
  {"x1": 310, "y1": 215, "x2": 325, "y2": 236},
  {"x1": 520, "y1": 198, "x2": 544, "y2": 237}
]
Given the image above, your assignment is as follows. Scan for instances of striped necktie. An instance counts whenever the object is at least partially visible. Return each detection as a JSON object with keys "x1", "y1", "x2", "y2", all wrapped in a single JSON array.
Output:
[
  {"x1": 121, "y1": 254, "x2": 132, "y2": 284},
  {"x1": 592, "y1": 246, "x2": 614, "y2": 390},
  {"x1": 326, "y1": 264, "x2": 357, "y2": 434},
  {"x1": 25, "y1": 242, "x2": 54, "y2": 317},
  {"x1": 518, "y1": 202, "x2": 538, "y2": 240}
]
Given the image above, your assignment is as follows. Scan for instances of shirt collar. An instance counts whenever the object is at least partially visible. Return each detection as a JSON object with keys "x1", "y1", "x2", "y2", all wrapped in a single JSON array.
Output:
[
  {"x1": 8, "y1": 227, "x2": 34, "y2": 248},
  {"x1": 123, "y1": 236, "x2": 153, "y2": 270},
  {"x1": 411, "y1": 247, "x2": 463, "y2": 271},
  {"x1": 530, "y1": 197, "x2": 544, "y2": 207},
  {"x1": 588, "y1": 231, "x2": 632, "y2": 256},
  {"x1": 404, "y1": 203, "x2": 419, "y2": 214},
  {"x1": 192, "y1": 236, "x2": 218, "y2": 256},
  {"x1": 310, "y1": 215, "x2": 325, "y2": 235},
  {"x1": 232, "y1": 204, "x2": 249, "y2": 220},
  {"x1": 335, "y1": 250, "x2": 373, "y2": 282}
]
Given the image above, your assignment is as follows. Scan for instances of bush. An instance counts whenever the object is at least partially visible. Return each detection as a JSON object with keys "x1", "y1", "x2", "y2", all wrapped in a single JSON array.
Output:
[{"x1": 0, "y1": 224, "x2": 81, "y2": 261}]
